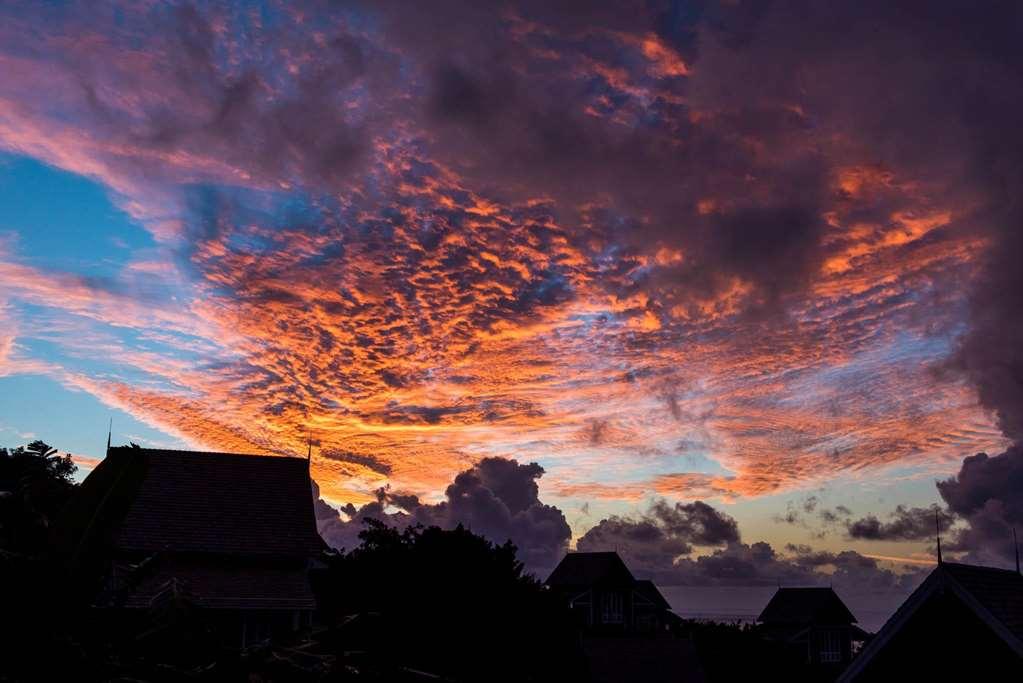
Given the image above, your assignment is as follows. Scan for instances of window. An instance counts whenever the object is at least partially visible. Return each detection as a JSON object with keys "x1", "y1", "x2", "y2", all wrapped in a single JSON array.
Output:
[
  {"x1": 820, "y1": 629, "x2": 843, "y2": 663},
  {"x1": 601, "y1": 591, "x2": 624, "y2": 624}
]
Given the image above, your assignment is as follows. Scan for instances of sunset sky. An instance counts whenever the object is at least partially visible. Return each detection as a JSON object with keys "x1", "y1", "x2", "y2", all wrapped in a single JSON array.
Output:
[{"x1": 2, "y1": 1, "x2": 1022, "y2": 622}]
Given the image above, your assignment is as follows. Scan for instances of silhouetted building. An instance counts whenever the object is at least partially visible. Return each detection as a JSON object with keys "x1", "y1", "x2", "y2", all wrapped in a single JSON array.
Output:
[
  {"x1": 60, "y1": 446, "x2": 325, "y2": 647},
  {"x1": 546, "y1": 551, "x2": 675, "y2": 633},
  {"x1": 758, "y1": 586, "x2": 865, "y2": 669},
  {"x1": 838, "y1": 561, "x2": 1023, "y2": 681}
]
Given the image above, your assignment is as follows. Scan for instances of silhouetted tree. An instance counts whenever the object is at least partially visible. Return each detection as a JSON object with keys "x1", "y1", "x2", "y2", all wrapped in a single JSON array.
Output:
[
  {"x1": 0, "y1": 441, "x2": 88, "y2": 681},
  {"x1": 315, "y1": 519, "x2": 586, "y2": 682},
  {"x1": 0, "y1": 440, "x2": 77, "y2": 554}
]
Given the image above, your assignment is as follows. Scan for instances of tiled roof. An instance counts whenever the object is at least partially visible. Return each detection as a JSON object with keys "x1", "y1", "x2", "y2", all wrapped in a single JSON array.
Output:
[
  {"x1": 758, "y1": 587, "x2": 857, "y2": 625},
  {"x1": 546, "y1": 551, "x2": 636, "y2": 588},
  {"x1": 109, "y1": 447, "x2": 325, "y2": 557},
  {"x1": 942, "y1": 562, "x2": 1023, "y2": 643},
  {"x1": 838, "y1": 561, "x2": 1023, "y2": 681}
]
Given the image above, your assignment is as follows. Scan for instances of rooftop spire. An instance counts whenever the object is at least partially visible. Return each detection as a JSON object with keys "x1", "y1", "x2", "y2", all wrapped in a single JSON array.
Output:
[
  {"x1": 106, "y1": 417, "x2": 112, "y2": 454},
  {"x1": 935, "y1": 508, "x2": 943, "y2": 565}
]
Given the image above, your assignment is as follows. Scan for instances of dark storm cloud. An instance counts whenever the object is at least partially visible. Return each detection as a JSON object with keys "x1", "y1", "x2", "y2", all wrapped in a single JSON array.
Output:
[
  {"x1": 775, "y1": 496, "x2": 855, "y2": 537},
  {"x1": 576, "y1": 499, "x2": 740, "y2": 566},
  {"x1": 314, "y1": 457, "x2": 571, "y2": 574},
  {"x1": 938, "y1": 444, "x2": 1023, "y2": 566},
  {"x1": 777, "y1": 497, "x2": 953, "y2": 543},
  {"x1": 107, "y1": 4, "x2": 392, "y2": 190},
  {"x1": 578, "y1": 498, "x2": 921, "y2": 594},
  {"x1": 845, "y1": 444, "x2": 1023, "y2": 566},
  {"x1": 846, "y1": 505, "x2": 954, "y2": 542},
  {"x1": 949, "y1": 222, "x2": 1023, "y2": 443},
  {"x1": 934, "y1": 1, "x2": 1023, "y2": 448},
  {"x1": 320, "y1": 449, "x2": 393, "y2": 476},
  {"x1": 310, "y1": 480, "x2": 341, "y2": 521}
]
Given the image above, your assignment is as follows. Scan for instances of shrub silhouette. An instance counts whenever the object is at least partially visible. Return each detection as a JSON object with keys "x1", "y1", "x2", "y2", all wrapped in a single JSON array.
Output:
[{"x1": 315, "y1": 519, "x2": 586, "y2": 681}]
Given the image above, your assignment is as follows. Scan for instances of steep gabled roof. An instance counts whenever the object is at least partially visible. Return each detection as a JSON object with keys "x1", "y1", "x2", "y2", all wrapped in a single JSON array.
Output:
[
  {"x1": 634, "y1": 579, "x2": 672, "y2": 610},
  {"x1": 107, "y1": 447, "x2": 325, "y2": 557},
  {"x1": 838, "y1": 562, "x2": 1023, "y2": 682},
  {"x1": 940, "y1": 562, "x2": 1023, "y2": 642},
  {"x1": 758, "y1": 587, "x2": 857, "y2": 625},
  {"x1": 546, "y1": 551, "x2": 636, "y2": 588}
]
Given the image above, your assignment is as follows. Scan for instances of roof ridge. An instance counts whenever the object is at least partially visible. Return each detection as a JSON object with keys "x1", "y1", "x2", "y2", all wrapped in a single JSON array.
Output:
[
  {"x1": 111, "y1": 446, "x2": 302, "y2": 461},
  {"x1": 942, "y1": 560, "x2": 1022, "y2": 575},
  {"x1": 567, "y1": 550, "x2": 621, "y2": 555}
]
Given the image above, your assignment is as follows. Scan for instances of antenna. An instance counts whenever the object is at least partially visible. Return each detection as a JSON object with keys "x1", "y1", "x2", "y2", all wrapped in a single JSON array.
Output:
[
  {"x1": 1014, "y1": 528, "x2": 1020, "y2": 575},
  {"x1": 106, "y1": 418, "x2": 112, "y2": 453},
  {"x1": 935, "y1": 508, "x2": 943, "y2": 565}
]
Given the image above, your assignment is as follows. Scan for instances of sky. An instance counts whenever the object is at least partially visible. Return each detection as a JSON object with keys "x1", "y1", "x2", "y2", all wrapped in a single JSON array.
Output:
[{"x1": 2, "y1": 0, "x2": 1023, "y2": 626}]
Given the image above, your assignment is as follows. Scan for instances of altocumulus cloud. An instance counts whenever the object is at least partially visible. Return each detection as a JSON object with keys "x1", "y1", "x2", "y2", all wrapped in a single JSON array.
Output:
[{"x1": 0, "y1": 0, "x2": 1022, "y2": 559}]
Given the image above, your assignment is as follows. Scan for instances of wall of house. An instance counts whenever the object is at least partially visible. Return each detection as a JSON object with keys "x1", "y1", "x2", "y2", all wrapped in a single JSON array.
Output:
[
  {"x1": 807, "y1": 625, "x2": 852, "y2": 665},
  {"x1": 563, "y1": 585, "x2": 671, "y2": 634}
]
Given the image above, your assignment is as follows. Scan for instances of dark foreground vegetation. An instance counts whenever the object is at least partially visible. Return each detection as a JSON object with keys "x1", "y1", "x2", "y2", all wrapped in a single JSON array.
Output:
[
  {"x1": 1, "y1": 441, "x2": 587, "y2": 681},
  {"x1": 1, "y1": 442, "x2": 823, "y2": 682}
]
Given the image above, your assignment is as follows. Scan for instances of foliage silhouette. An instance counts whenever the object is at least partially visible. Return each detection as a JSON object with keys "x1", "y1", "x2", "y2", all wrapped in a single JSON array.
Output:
[
  {"x1": 314, "y1": 518, "x2": 587, "y2": 681},
  {"x1": 0, "y1": 440, "x2": 77, "y2": 554},
  {"x1": 1, "y1": 441, "x2": 85, "y2": 681}
]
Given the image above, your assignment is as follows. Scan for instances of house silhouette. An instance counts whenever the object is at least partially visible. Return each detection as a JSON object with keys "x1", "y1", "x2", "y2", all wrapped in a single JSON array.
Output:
[
  {"x1": 838, "y1": 561, "x2": 1023, "y2": 681},
  {"x1": 546, "y1": 551, "x2": 676, "y2": 633},
  {"x1": 758, "y1": 586, "x2": 866, "y2": 669},
  {"x1": 57, "y1": 445, "x2": 325, "y2": 648},
  {"x1": 546, "y1": 551, "x2": 706, "y2": 682}
]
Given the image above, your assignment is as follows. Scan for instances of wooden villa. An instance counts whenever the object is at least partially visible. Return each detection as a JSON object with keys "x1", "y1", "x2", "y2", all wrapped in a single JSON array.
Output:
[{"x1": 57, "y1": 445, "x2": 326, "y2": 648}]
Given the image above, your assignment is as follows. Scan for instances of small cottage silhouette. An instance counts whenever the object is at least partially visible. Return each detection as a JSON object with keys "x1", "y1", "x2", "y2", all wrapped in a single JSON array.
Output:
[
  {"x1": 546, "y1": 551, "x2": 706, "y2": 682},
  {"x1": 58, "y1": 445, "x2": 325, "y2": 648},
  {"x1": 838, "y1": 560, "x2": 1023, "y2": 681},
  {"x1": 546, "y1": 551, "x2": 675, "y2": 633},
  {"x1": 758, "y1": 586, "x2": 866, "y2": 668}
]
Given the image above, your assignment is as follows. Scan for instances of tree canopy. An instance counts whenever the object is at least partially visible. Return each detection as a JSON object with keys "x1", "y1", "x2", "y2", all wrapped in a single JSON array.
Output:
[
  {"x1": 0, "y1": 440, "x2": 77, "y2": 554},
  {"x1": 315, "y1": 519, "x2": 586, "y2": 681}
]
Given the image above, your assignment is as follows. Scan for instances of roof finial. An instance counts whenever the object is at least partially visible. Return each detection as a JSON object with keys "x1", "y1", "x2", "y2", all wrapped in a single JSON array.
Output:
[
  {"x1": 106, "y1": 417, "x2": 112, "y2": 454},
  {"x1": 1014, "y1": 527, "x2": 1020, "y2": 575},
  {"x1": 935, "y1": 508, "x2": 943, "y2": 565}
]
